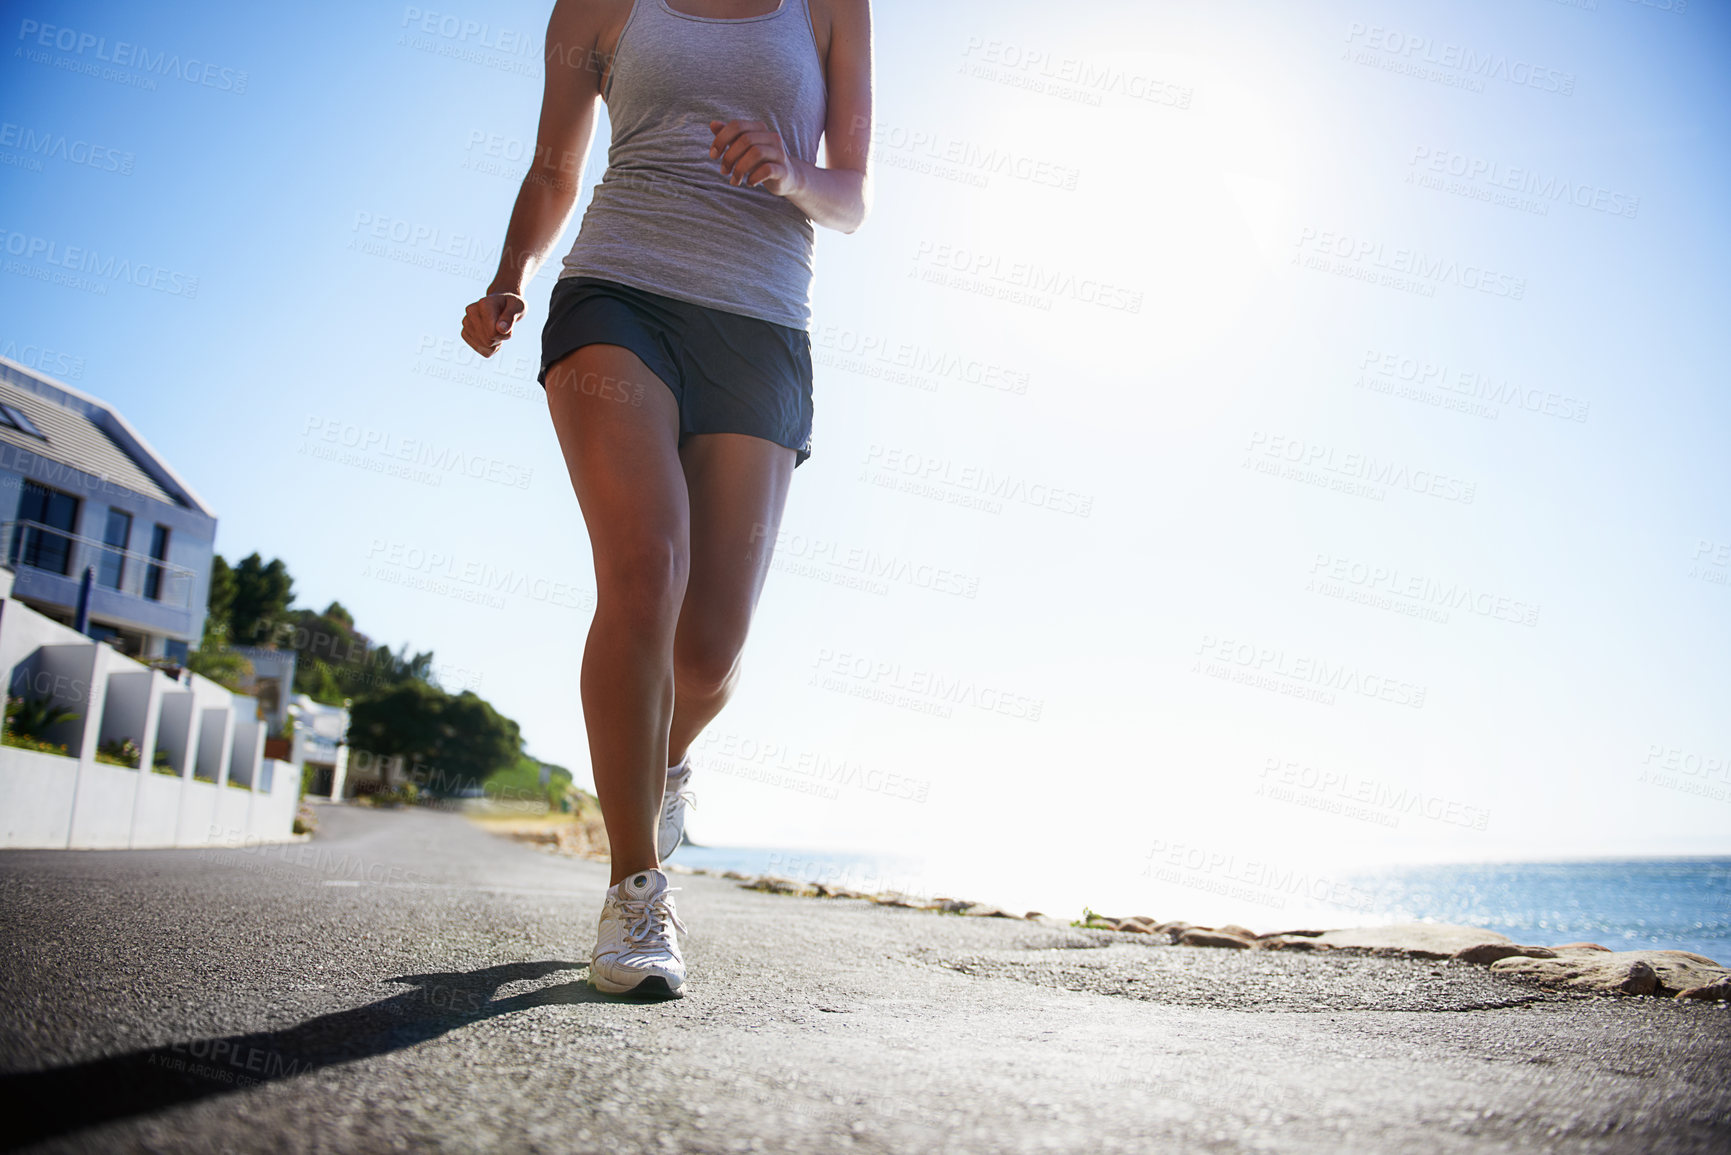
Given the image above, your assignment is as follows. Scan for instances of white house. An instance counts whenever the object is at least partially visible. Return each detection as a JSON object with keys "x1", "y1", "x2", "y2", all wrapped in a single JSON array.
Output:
[
  {"x1": 0, "y1": 361, "x2": 303, "y2": 848},
  {"x1": 288, "y1": 692, "x2": 351, "y2": 799},
  {"x1": 0, "y1": 355, "x2": 214, "y2": 662}
]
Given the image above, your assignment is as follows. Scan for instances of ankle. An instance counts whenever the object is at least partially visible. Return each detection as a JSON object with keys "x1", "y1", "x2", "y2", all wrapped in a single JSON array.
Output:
[{"x1": 609, "y1": 860, "x2": 660, "y2": 887}]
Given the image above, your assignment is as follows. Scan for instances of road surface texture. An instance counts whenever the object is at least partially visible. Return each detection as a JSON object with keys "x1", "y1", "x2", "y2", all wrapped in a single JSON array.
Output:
[{"x1": 1, "y1": 805, "x2": 1726, "y2": 1153}]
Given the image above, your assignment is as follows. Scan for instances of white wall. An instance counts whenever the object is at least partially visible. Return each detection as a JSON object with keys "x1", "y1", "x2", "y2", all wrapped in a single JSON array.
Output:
[{"x1": 0, "y1": 592, "x2": 301, "y2": 849}]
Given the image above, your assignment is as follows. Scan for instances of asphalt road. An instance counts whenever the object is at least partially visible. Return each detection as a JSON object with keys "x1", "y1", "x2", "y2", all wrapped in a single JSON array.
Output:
[{"x1": 1, "y1": 805, "x2": 1727, "y2": 1154}]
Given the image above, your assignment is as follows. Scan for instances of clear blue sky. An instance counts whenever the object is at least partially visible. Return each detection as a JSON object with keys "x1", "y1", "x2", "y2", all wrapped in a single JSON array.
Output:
[{"x1": 3, "y1": 0, "x2": 1727, "y2": 921}]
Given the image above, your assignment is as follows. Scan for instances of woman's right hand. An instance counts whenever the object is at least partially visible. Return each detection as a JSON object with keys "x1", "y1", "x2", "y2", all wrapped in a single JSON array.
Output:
[{"x1": 461, "y1": 291, "x2": 528, "y2": 357}]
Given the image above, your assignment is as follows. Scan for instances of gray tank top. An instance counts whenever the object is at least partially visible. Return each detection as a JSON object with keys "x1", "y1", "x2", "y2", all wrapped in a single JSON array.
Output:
[{"x1": 558, "y1": 0, "x2": 828, "y2": 330}]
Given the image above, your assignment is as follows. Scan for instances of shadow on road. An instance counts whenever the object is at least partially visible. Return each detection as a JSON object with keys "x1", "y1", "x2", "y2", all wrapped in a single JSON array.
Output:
[{"x1": 0, "y1": 960, "x2": 599, "y2": 1150}]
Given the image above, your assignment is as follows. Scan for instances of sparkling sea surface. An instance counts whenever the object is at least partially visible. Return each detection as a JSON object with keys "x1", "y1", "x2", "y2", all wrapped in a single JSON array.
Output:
[{"x1": 673, "y1": 846, "x2": 1731, "y2": 964}]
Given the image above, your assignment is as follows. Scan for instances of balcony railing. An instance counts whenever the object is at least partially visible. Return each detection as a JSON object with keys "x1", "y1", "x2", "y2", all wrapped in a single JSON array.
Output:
[{"x1": 2, "y1": 520, "x2": 196, "y2": 612}]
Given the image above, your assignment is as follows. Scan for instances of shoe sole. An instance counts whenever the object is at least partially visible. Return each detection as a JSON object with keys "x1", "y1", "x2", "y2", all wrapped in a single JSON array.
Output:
[{"x1": 590, "y1": 972, "x2": 684, "y2": 999}]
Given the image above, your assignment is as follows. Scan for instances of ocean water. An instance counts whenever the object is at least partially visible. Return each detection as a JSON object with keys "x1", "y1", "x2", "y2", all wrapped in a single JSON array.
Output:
[
  {"x1": 674, "y1": 845, "x2": 1731, "y2": 965},
  {"x1": 672, "y1": 845, "x2": 930, "y2": 898},
  {"x1": 1335, "y1": 858, "x2": 1731, "y2": 965}
]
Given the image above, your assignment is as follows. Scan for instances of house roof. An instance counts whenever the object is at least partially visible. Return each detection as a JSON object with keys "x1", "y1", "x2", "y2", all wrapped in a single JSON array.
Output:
[{"x1": 0, "y1": 356, "x2": 214, "y2": 516}]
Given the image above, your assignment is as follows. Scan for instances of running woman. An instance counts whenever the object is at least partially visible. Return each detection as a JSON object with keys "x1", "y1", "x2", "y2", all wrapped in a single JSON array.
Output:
[{"x1": 459, "y1": 0, "x2": 873, "y2": 997}]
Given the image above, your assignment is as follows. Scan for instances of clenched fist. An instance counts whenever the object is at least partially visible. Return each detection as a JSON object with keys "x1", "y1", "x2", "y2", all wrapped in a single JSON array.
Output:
[
  {"x1": 460, "y1": 291, "x2": 527, "y2": 357},
  {"x1": 709, "y1": 119, "x2": 806, "y2": 197}
]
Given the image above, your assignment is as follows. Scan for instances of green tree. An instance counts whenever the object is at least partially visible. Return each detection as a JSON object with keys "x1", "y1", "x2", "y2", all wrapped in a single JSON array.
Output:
[
  {"x1": 228, "y1": 553, "x2": 295, "y2": 647},
  {"x1": 182, "y1": 554, "x2": 242, "y2": 684},
  {"x1": 185, "y1": 646, "x2": 252, "y2": 692},
  {"x1": 287, "y1": 603, "x2": 435, "y2": 705},
  {"x1": 204, "y1": 554, "x2": 236, "y2": 647},
  {"x1": 182, "y1": 550, "x2": 526, "y2": 803},
  {"x1": 347, "y1": 682, "x2": 522, "y2": 797}
]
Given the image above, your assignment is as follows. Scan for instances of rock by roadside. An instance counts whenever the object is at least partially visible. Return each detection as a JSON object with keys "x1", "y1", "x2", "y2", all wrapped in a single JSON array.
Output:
[
  {"x1": 1308, "y1": 923, "x2": 1513, "y2": 959},
  {"x1": 1489, "y1": 949, "x2": 1729, "y2": 997},
  {"x1": 1177, "y1": 929, "x2": 1253, "y2": 950},
  {"x1": 726, "y1": 875, "x2": 1731, "y2": 1001},
  {"x1": 486, "y1": 832, "x2": 1730, "y2": 1004},
  {"x1": 1454, "y1": 943, "x2": 1559, "y2": 966},
  {"x1": 1676, "y1": 977, "x2": 1731, "y2": 1001}
]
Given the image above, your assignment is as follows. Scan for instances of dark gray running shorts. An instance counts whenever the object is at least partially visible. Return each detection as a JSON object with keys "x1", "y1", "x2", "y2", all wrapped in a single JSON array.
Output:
[{"x1": 538, "y1": 275, "x2": 814, "y2": 467}]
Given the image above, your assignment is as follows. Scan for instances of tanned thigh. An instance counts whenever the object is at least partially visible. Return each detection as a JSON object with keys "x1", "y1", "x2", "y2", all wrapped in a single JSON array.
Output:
[{"x1": 544, "y1": 344, "x2": 690, "y2": 594}]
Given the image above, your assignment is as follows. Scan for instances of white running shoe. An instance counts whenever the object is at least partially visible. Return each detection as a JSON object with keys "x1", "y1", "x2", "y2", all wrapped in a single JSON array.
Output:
[
  {"x1": 589, "y1": 868, "x2": 687, "y2": 997},
  {"x1": 658, "y1": 759, "x2": 695, "y2": 861}
]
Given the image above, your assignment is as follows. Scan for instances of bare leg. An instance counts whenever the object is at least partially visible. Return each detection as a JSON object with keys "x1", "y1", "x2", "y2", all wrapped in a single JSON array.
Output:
[
  {"x1": 667, "y1": 433, "x2": 796, "y2": 766},
  {"x1": 544, "y1": 344, "x2": 688, "y2": 886}
]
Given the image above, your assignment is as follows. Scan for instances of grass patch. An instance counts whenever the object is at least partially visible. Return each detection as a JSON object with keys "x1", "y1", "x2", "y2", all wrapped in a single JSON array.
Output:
[
  {"x1": 3, "y1": 731, "x2": 71, "y2": 756},
  {"x1": 481, "y1": 754, "x2": 574, "y2": 809}
]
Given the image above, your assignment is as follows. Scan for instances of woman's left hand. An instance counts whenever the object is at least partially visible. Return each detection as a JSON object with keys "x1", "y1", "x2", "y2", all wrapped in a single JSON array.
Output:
[{"x1": 709, "y1": 119, "x2": 806, "y2": 196}]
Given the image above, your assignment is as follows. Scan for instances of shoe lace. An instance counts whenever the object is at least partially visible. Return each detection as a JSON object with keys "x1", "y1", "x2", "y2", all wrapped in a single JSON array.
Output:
[
  {"x1": 617, "y1": 888, "x2": 687, "y2": 949},
  {"x1": 663, "y1": 788, "x2": 697, "y2": 816}
]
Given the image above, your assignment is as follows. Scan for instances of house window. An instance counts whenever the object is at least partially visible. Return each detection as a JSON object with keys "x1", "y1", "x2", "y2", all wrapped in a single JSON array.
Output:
[
  {"x1": 98, "y1": 508, "x2": 133, "y2": 590},
  {"x1": 13, "y1": 481, "x2": 80, "y2": 576},
  {"x1": 0, "y1": 403, "x2": 46, "y2": 440},
  {"x1": 144, "y1": 524, "x2": 170, "y2": 601}
]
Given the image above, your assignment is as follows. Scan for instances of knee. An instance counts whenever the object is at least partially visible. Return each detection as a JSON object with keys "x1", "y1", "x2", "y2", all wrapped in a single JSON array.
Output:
[
  {"x1": 595, "y1": 538, "x2": 687, "y2": 628},
  {"x1": 673, "y1": 630, "x2": 743, "y2": 699}
]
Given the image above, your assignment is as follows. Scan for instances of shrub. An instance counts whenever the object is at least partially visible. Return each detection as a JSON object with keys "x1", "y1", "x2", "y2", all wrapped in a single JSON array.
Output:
[
  {"x1": 5, "y1": 693, "x2": 79, "y2": 742},
  {"x1": 355, "y1": 779, "x2": 419, "y2": 807},
  {"x1": 96, "y1": 738, "x2": 142, "y2": 768}
]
